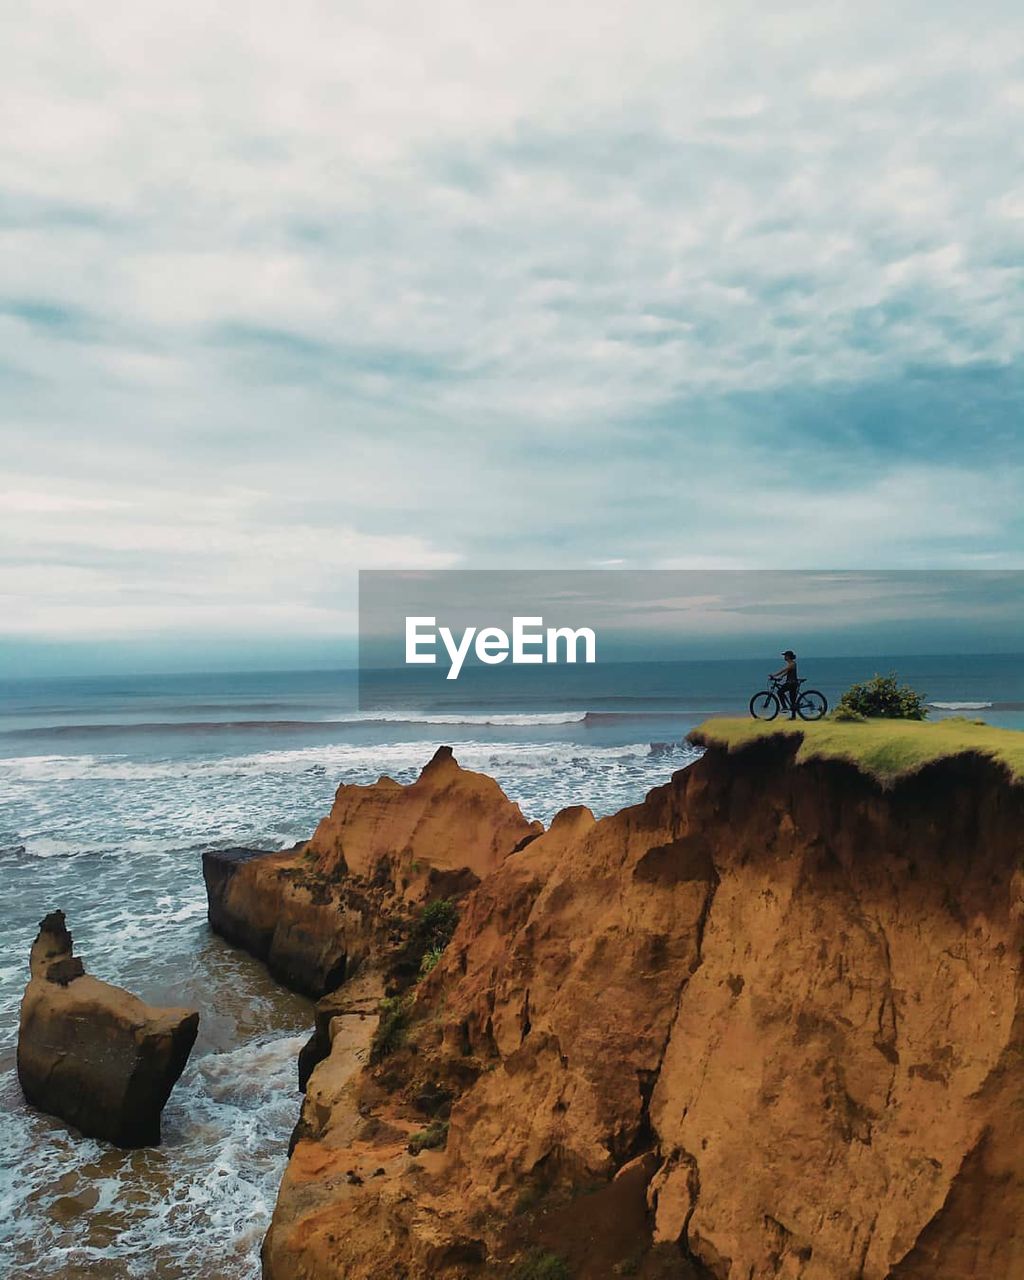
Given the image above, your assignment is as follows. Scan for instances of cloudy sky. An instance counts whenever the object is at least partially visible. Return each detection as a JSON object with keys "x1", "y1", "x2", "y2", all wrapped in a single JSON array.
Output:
[{"x1": 2, "y1": 1, "x2": 1022, "y2": 673}]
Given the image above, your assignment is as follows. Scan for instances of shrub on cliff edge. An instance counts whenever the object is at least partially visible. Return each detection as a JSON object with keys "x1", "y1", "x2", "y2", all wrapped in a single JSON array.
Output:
[
  {"x1": 418, "y1": 946, "x2": 446, "y2": 977},
  {"x1": 831, "y1": 705, "x2": 866, "y2": 723},
  {"x1": 835, "y1": 673, "x2": 927, "y2": 721}
]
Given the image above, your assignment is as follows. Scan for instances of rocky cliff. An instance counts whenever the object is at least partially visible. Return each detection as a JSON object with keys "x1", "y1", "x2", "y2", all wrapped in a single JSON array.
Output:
[
  {"x1": 256, "y1": 725, "x2": 1024, "y2": 1280},
  {"x1": 303, "y1": 744, "x2": 543, "y2": 888},
  {"x1": 203, "y1": 747, "x2": 543, "y2": 999}
]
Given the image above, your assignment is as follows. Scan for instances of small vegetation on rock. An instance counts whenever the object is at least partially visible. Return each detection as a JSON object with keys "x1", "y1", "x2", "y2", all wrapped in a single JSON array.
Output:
[
  {"x1": 415, "y1": 898, "x2": 460, "y2": 950},
  {"x1": 398, "y1": 897, "x2": 461, "y2": 984},
  {"x1": 406, "y1": 1118, "x2": 449, "y2": 1154},
  {"x1": 418, "y1": 945, "x2": 446, "y2": 977},
  {"x1": 509, "y1": 1249, "x2": 571, "y2": 1280},
  {"x1": 613, "y1": 1249, "x2": 644, "y2": 1277},
  {"x1": 370, "y1": 996, "x2": 411, "y2": 1064},
  {"x1": 834, "y1": 673, "x2": 927, "y2": 720},
  {"x1": 513, "y1": 1181, "x2": 548, "y2": 1216}
]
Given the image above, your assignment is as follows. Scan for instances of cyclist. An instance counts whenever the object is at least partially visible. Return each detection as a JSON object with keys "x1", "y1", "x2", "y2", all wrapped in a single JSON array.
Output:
[{"x1": 770, "y1": 650, "x2": 800, "y2": 720}]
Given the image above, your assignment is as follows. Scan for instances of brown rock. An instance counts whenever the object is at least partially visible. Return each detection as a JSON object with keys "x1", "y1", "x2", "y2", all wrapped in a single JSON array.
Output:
[
  {"x1": 18, "y1": 911, "x2": 199, "y2": 1148},
  {"x1": 203, "y1": 748, "x2": 541, "y2": 999},
  {"x1": 203, "y1": 845, "x2": 361, "y2": 998},
  {"x1": 261, "y1": 736, "x2": 1024, "y2": 1280},
  {"x1": 305, "y1": 744, "x2": 543, "y2": 891},
  {"x1": 297, "y1": 981, "x2": 383, "y2": 1093}
]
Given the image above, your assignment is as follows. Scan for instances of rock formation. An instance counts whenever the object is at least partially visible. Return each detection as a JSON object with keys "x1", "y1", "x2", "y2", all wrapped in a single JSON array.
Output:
[
  {"x1": 203, "y1": 844, "x2": 363, "y2": 998},
  {"x1": 18, "y1": 911, "x2": 199, "y2": 1148},
  {"x1": 203, "y1": 747, "x2": 542, "y2": 999},
  {"x1": 303, "y1": 744, "x2": 543, "y2": 888},
  {"x1": 256, "y1": 729, "x2": 1024, "y2": 1280}
]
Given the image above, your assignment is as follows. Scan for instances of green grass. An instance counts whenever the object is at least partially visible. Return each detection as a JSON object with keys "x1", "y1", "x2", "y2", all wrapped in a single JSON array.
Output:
[
  {"x1": 407, "y1": 1118, "x2": 449, "y2": 1155},
  {"x1": 509, "y1": 1250, "x2": 571, "y2": 1280},
  {"x1": 689, "y1": 716, "x2": 1024, "y2": 784},
  {"x1": 418, "y1": 945, "x2": 446, "y2": 978}
]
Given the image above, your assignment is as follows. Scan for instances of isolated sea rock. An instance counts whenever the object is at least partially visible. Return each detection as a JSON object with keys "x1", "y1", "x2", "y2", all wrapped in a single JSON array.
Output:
[
  {"x1": 203, "y1": 748, "x2": 541, "y2": 999},
  {"x1": 18, "y1": 911, "x2": 199, "y2": 1148},
  {"x1": 262, "y1": 728, "x2": 1024, "y2": 1280}
]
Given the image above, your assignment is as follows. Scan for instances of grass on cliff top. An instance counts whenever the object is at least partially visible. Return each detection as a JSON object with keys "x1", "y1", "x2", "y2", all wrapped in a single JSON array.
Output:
[{"x1": 689, "y1": 716, "x2": 1024, "y2": 784}]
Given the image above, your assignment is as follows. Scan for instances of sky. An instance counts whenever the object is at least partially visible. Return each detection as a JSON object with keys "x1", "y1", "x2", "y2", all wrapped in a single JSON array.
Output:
[
  {"x1": 360, "y1": 570, "x2": 1024, "y2": 667},
  {"x1": 1, "y1": 1, "x2": 1023, "y2": 674}
]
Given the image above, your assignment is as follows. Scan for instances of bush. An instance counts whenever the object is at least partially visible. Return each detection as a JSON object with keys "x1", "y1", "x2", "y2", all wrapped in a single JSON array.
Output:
[
  {"x1": 407, "y1": 1118, "x2": 449, "y2": 1155},
  {"x1": 510, "y1": 1250, "x2": 571, "y2": 1280},
  {"x1": 398, "y1": 898, "x2": 461, "y2": 983},
  {"x1": 418, "y1": 945, "x2": 446, "y2": 978},
  {"x1": 835, "y1": 673, "x2": 928, "y2": 721},
  {"x1": 830, "y1": 705, "x2": 866, "y2": 723},
  {"x1": 414, "y1": 898, "x2": 460, "y2": 951},
  {"x1": 513, "y1": 1180, "x2": 547, "y2": 1216},
  {"x1": 369, "y1": 996, "x2": 411, "y2": 1064}
]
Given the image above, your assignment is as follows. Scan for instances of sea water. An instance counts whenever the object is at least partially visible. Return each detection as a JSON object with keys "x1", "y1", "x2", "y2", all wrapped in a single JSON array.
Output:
[{"x1": 0, "y1": 655, "x2": 1020, "y2": 1278}]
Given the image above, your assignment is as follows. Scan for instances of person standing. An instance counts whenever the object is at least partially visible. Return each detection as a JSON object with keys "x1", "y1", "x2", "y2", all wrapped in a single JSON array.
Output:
[{"x1": 771, "y1": 650, "x2": 800, "y2": 720}]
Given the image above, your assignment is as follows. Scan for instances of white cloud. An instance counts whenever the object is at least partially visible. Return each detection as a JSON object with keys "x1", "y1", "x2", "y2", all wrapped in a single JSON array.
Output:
[
  {"x1": 0, "y1": 1, "x2": 1022, "y2": 650},
  {"x1": 0, "y1": 473, "x2": 458, "y2": 637}
]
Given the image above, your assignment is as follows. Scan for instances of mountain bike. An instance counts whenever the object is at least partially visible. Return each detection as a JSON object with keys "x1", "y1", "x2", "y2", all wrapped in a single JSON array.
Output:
[{"x1": 749, "y1": 676, "x2": 828, "y2": 722}]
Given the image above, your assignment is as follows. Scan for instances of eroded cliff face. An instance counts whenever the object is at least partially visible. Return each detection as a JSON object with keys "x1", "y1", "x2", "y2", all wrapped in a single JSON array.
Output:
[
  {"x1": 304, "y1": 744, "x2": 544, "y2": 890},
  {"x1": 202, "y1": 747, "x2": 543, "y2": 998},
  {"x1": 261, "y1": 734, "x2": 1024, "y2": 1280}
]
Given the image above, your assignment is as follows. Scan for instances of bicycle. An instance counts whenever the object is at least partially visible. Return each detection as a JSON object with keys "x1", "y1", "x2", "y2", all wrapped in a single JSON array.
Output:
[{"x1": 749, "y1": 675, "x2": 828, "y2": 722}]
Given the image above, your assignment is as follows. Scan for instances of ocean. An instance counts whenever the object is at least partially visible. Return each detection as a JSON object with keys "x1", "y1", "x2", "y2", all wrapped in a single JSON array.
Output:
[{"x1": 1, "y1": 654, "x2": 1021, "y2": 1278}]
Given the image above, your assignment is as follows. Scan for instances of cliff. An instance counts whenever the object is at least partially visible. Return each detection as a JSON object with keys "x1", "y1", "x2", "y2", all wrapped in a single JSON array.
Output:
[
  {"x1": 202, "y1": 747, "x2": 542, "y2": 999},
  {"x1": 258, "y1": 723, "x2": 1024, "y2": 1280},
  {"x1": 304, "y1": 744, "x2": 544, "y2": 889},
  {"x1": 690, "y1": 714, "x2": 1024, "y2": 782}
]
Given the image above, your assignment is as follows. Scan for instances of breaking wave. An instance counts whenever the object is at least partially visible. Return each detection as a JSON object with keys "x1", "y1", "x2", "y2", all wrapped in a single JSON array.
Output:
[
  {"x1": 1, "y1": 711, "x2": 594, "y2": 740},
  {"x1": 0, "y1": 1032, "x2": 308, "y2": 1280},
  {"x1": 929, "y1": 700, "x2": 994, "y2": 710}
]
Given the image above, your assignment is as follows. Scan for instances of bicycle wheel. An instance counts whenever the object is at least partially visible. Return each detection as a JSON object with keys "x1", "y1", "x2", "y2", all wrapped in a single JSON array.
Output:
[
  {"x1": 797, "y1": 689, "x2": 828, "y2": 721},
  {"x1": 749, "y1": 690, "x2": 780, "y2": 721}
]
